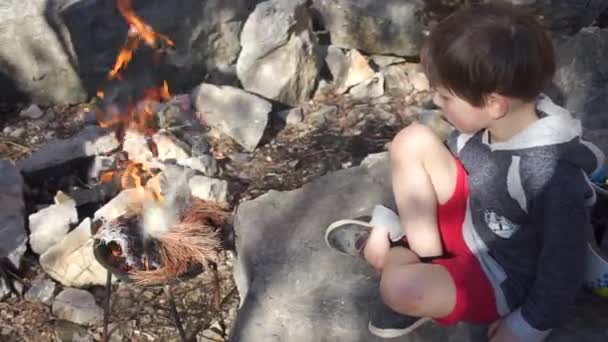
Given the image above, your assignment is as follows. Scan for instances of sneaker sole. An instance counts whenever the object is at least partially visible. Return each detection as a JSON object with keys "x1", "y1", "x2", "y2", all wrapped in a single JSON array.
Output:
[
  {"x1": 324, "y1": 219, "x2": 373, "y2": 253},
  {"x1": 368, "y1": 317, "x2": 431, "y2": 339}
]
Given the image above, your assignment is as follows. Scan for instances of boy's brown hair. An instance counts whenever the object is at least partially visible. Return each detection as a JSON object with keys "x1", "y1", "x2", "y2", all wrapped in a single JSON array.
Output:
[{"x1": 420, "y1": 2, "x2": 555, "y2": 107}]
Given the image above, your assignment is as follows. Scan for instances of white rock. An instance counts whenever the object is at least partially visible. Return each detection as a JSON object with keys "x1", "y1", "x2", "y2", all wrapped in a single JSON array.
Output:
[
  {"x1": 153, "y1": 132, "x2": 191, "y2": 162},
  {"x1": 52, "y1": 288, "x2": 103, "y2": 325},
  {"x1": 349, "y1": 73, "x2": 385, "y2": 99},
  {"x1": 93, "y1": 189, "x2": 140, "y2": 222},
  {"x1": 122, "y1": 130, "x2": 153, "y2": 164},
  {"x1": 20, "y1": 104, "x2": 44, "y2": 119},
  {"x1": 40, "y1": 218, "x2": 109, "y2": 287},
  {"x1": 340, "y1": 50, "x2": 376, "y2": 93},
  {"x1": 236, "y1": 0, "x2": 321, "y2": 106},
  {"x1": 29, "y1": 199, "x2": 78, "y2": 255},
  {"x1": 9, "y1": 127, "x2": 25, "y2": 138},
  {"x1": 189, "y1": 176, "x2": 229, "y2": 203},
  {"x1": 191, "y1": 83, "x2": 271, "y2": 151},
  {"x1": 410, "y1": 71, "x2": 430, "y2": 92}
]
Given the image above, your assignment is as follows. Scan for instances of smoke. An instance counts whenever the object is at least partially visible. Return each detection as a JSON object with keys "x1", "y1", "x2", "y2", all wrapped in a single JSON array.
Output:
[{"x1": 141, "y1": 167, "x2": 191, "y2": 240}]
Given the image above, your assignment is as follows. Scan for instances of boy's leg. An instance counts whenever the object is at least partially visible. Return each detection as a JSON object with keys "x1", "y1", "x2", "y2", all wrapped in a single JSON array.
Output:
[
  {"x1": 364, "y1": 122, "x2": 458, "y2": 268},
  {"x1": 379, "y1": 247, "x2": 457, "y2": 319}
]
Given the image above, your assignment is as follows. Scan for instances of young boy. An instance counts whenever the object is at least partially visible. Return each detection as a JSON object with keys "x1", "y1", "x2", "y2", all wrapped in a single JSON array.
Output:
[{"x1": 325, "y1": 3, "x2": 605, "y2": 341}]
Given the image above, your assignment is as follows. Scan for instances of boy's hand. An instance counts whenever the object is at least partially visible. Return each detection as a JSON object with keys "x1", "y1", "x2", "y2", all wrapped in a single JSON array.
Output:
[{"x1": 488, "y1": 319, "x2": 519, "y2": 342}]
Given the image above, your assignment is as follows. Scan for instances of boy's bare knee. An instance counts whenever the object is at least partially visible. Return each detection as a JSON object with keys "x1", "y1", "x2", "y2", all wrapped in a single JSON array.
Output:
[
  {"x1": 379, "y1": 269, "x2": 425, "y2": 315},
  {"x1": 390, "y1": 123, "x2": 440, "y2": 161}
]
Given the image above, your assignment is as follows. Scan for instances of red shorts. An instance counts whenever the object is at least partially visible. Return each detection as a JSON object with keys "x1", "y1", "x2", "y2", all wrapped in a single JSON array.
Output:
[{"x1": 431, "y1": 158, "x2": 500, "y2": 325}]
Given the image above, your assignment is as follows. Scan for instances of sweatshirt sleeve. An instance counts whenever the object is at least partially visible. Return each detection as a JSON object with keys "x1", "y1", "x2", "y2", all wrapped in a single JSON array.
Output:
[{"x1": 504, "y1": 166, "x2": 593, "y2": 341}]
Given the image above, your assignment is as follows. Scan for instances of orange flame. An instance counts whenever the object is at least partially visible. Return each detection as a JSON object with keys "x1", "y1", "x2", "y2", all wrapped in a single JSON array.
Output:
[
  {"x1": 109, "y1": 0, "x2": 174, "y2": 80},
  {"x1": 97, "y1": 0, "x2": 175, "y2": 203}
]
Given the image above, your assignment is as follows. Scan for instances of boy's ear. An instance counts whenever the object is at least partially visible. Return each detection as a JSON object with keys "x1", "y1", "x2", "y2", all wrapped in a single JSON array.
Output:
[{"x1": 485, "y1": 93, "x2": 509, "y2": 120}]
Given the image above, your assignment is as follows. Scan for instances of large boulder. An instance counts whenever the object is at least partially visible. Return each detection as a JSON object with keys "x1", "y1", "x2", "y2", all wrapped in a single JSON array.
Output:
[
  {"x1": 549, "y1": 27, "x2": 608, "y2": 156},
  {"x1": 535, "y1": 0, "x2": 608, "y2": 35},
  {"x1": 236, "y1": 0, "x2": 321, "y2": 106},
  {"x1": 0, "y1": 0, "x2": 255, "y2": 105},
  {"x1": 311, "y1": 0, "x2": 425, "y2": 57}
]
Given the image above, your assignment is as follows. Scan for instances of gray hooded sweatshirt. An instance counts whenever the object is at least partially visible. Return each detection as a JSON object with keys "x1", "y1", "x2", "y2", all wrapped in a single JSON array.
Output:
[{"x1": 444, "y1": 95, "x2": 605, "y2": 341}]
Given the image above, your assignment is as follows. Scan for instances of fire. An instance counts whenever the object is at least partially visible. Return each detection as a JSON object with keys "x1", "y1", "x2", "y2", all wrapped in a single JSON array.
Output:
[
  {"x1": 97, "y1": 0, "x2": 175, "y2": 203},
  {"x1": 109, "y1": 0, "x2": 174, "y2": 80}
]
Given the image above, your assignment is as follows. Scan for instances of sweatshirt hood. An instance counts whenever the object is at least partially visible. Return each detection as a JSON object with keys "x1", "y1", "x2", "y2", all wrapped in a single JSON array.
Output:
[{"x1": 483, "y1": 94, "x2": 605, "y2": 174}]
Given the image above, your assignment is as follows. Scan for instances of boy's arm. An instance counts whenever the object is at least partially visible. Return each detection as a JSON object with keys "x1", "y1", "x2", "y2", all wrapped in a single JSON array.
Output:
[{"x1": 503, "y1": 167, "x2": 592, "y2": 341}]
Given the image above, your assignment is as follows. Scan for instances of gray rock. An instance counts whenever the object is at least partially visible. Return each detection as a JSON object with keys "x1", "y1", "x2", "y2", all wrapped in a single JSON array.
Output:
[
  {"x1": 230, "y1": 154, "x2": 608, "y2": 341},
  {"x1": 276, "y1": 107, "x2": 304, "y2": 126},
  {"x1": 19, "y1": 126, "x2": 120, "y2": 174},
  {"x1": 29, "y1": 199, "x2": 78, "y2": 255},
  {"x1": 382, "y1": 63, "x2": 416, "y2": 97},
  {"x1": 0, "y1": 159, "x2": 27, "y2": 297},
  {"x1": 0, "y1": 0, "x2": 253, "y2": 105},
  {"x1": 88, "y1": 153, "x2": 114, "y2": 172},
  {"x1": 0, "y1": 160, "x2": 26, "y2": 258},
  {"x1": 19, "y1": 104, "x2": 44, "y2": 119},
  {"x1": 370, "y1": 54, "x2": 406, "y2": 67},
  {"x1": 40, "y1": 218, "x2": 109, "y2": 287},
  {"x1": 53, "y1": 288, "x2": 103, "y2": 326},
  {"x1": 178, "y1": 155, "x2": 219, "y2": 177},
  {"x1": 191, "y1": 83, "x2": 271, "y2": 151},
  {"x1": 54, "y1": 320, "x2": 94, "y2": 342},
  {"x1": 189, "y1": 175, "x2": 229, "y2": 204},
  {"x1": 349, "y1": 73, "x2": 384, "y2": 99},
  {"x1": 579, "y1": 86, "x2": 608, "y2": 156},
  {"x1": 24, "y1": 276, "x2": 56, "y2": 305},
  {"x1": 237, "y1": 0, "x2": 321, "y2": 106},
  {"x1": 535, "y1": 0, "x2": 608, "y2": 35},
  {"x1": 323, "y1": 45, "x2": 347, "y2": 79},
  {"x1": 551, "y1": 28, "x2": 608, "y2": 115},
  {"x1": 0, "y1": 239, "x2": 27, "y2": 298},
  {"x1": 312, "y1": 0, "x2": 425, "y2": 56},
  {"x1": 230, "y1": 157, "x2": 392, "y2": 341},
  {"x1": 307, "y1": 105, "x2": 338, "y2": 126}
]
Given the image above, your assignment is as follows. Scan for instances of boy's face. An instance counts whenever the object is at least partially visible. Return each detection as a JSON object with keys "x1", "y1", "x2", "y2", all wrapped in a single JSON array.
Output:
[{"x1": 432, "y1": 87, "x2": 496, "y2": 134}]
